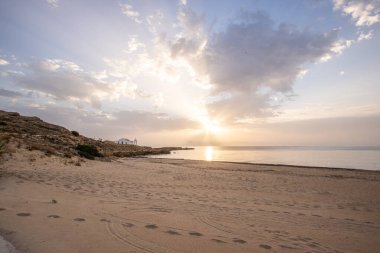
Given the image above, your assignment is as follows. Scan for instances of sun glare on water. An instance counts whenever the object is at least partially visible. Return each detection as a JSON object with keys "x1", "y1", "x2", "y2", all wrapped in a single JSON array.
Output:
[{"x1": 205, "y1": 146, "x2": 214, "y2": 161}]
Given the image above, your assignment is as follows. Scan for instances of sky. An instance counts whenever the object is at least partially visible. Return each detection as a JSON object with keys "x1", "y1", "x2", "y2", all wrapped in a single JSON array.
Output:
[{"x1": 0, "y1": 0, "x2": 379, "y2": 147}]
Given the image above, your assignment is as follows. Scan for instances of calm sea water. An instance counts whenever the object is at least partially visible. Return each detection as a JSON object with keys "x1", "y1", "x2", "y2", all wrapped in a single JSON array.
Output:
[{"x1": 151, "y1": 146, "x2": 380, "y2": 171}]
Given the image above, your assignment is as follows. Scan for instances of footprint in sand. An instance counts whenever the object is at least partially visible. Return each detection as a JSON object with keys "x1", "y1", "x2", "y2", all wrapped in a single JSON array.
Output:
[
  {"x1": 259, "y1": 244, "x2": 272, "y2": 249},
  {"x1": 122, "y1": 223, "x2": 134, "y2": 227},
  {"x1": 73, "y1": 218, "x2": 85, "y2": 222},
  {"x1": 100, "y1": 218, "x2": 110, "y2": 223},
  {"x1": 0, "y1": 208, "x2": 6, "y2": 211},
  {"x1": 17, "y1": 213, "x2": 31, "y2": 217},
  {"x1": 166, "y1": 230, "x2": 181, "y2": 235},
  {"x1": 47, "y1": 215, "x2": 61, "y2": 218},
  {"x1": 280, "y1": 244, "x2": 296, "y2": 250},
  {"x1": 233, "y1": 239, "x2": 246, "y2": 244},
  {"x1": 211, "y1": 239, "x2": 226, "y2": 243},
  {"x1": 189, "y1": 232, "x2": 203, "y2": 236},
  {"x1": 145, "y1": 224, "x2": 158, "y2": 229}
]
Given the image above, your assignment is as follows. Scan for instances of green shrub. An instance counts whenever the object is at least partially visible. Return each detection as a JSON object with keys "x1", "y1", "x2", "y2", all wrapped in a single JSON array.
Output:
[
  {"x1": 71, "y1": 130, "x2": 79, "y2": 136},
  {"x1": 0, "y1": 134, "x2": 18, "y2": 155},
  {"x1": 75, "y1": 144, "x2": 102, "y2": 160}
]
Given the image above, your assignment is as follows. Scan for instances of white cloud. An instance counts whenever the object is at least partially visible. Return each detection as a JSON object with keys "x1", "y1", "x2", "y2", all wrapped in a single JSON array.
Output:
[
  {"x1": 120, "y1": 4, "x2": 142, "y2": 23},
  {"x1": 297, "y1": 69, "x2": 309, "y2": 79},
  {"x1": 152, "y1": 93, "x2": 164, "y2": 108},
  {"x1": 125, "y1": 36, "x2": 145, "y2": 53},
  {"x1": 146, "y1": 10, "x2": 165, "y2": 34},
  {"x1": 13, "y1": 59, "x2": 134, "y2": 109},
  {"x1": 102, "y1": 51, "x2": 173, "y2": 106},
  {"x1": 0, "y1": 58, "x2": 9, "y2": 65},
  {"x1": 320, "y1": 38, "x2": 353, "y2": 62},
  {"x1": 340, "y1": 70, "x2": 345, "y2": 75},
  {"x1": 333, "y1": 0, "x2": 380, "y2": 27},
  {"x1": 357, "y1": 29, "x2": 374, "y2": 40},
  {"x1": 46, "y1": 0, "x2": 59, "y2": 8},
  {"x1": 330, "y1": 39, "x2": 354, "y2": 54},
  {"x1": 38, "y1": 59, "x2": 81, "y2": 72}
]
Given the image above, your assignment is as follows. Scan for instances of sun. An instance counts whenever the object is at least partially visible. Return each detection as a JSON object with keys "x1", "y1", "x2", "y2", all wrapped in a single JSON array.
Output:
[{"x1": 202, "y1": 119, "x2": 222, "y2": 134}]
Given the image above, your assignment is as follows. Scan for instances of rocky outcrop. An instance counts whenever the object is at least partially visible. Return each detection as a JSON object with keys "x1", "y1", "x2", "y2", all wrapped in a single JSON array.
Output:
[{"x1": 0, "y1": 110, "x2": 190, "y2": 159}]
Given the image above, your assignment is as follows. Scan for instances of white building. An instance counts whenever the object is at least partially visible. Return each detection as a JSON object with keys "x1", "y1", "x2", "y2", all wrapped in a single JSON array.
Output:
[{"x1": 116, "y1": 138, "x2": 137, "y2": 145}]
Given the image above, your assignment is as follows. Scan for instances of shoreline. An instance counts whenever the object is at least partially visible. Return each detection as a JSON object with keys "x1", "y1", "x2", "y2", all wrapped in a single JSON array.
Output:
[
  {"x1": 1, "y1": 151, "x2": 380, "y2": 253},
  {"x1": 147, "y1": 156, "x2": 380, "y2": 172}
]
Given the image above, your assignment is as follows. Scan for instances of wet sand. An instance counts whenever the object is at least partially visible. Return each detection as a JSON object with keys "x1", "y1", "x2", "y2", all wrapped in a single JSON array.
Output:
[{"x1": 0, "y1": 150, "x2": 379, "y2": 253}]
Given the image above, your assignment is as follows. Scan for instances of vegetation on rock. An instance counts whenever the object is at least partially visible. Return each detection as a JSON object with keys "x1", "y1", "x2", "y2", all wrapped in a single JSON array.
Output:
[
  {"x1": 71, "y1": 130, "x2": 79, "y2": 136},
  {"x1": 76, "y1": 144, "x2": 103, "y2": 160}
]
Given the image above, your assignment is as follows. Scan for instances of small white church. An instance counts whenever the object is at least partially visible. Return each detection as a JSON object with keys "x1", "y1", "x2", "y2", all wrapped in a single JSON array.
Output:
[{"x1": 116, "y1": 138, "x2": 137, "y2": 145}]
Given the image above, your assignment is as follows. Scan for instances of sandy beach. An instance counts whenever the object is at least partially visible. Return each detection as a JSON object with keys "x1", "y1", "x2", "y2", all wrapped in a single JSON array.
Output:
[{"x1": 0, "y1": 150, "x2": 380, "y2": 253}]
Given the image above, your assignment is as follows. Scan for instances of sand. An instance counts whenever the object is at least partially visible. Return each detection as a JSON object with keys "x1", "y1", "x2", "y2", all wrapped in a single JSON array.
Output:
[{"x1": 0, "y1": 150, "x2": 379, "y2": 253}]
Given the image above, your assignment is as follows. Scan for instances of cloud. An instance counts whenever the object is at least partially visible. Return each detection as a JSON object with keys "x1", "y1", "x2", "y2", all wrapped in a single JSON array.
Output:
[
  {"x1": 201, "y1": 11, "x2": 338, "y2": 94},
  {"x1": 146, "y1": 10, "x2": 165, "y2": 33},
  {"x1": 125, "y1": 36, "x2": 146, "y2": 53},
  {"x1": 155, "y1": 5, "x2": 207, "y2": 61},
  {"x1": 120, "y1": 4, "x2": 142, "y2": 23},
  {"x1": 207, "y1": 93, "x2": 275, "y2": 122},
  {"x1": 357, "y1": 29, "x2": 374, "y2": 40},
  {"x1": 0, "y1": 70, "x2": 24, "y2": 77},
  {"x1": 0, "y1": 58, "x2": 9, "y2": 65},
  {"x1": 333, "y1": 0, "x2": 380, "y2": 26},
  {"x1": 320, "y1": 38, "x2": 353, "y2": 62},
  {"x1": 112, "y1": 110, "x2": 198, "y2": 131},
  {"x1": 13, "y1": 59, "x2": 131, "y2": 109},
  {"x1": 153, "y1": 8, "x2": 344, "y2": 123},
  {"x1": 0, "y1": 88, "x2": 23, "y2": 98},
  {"x1": 170, "y1": 11, "x2": 338, "y2": 121},
  {"x1": 2, "y1": 104, "x2": 198, "y2": 141},
  {"x1": 248, "y1": 114, "x2": 380, "y2": 146},
  {"x1": 46, "y1": 0, "x2": 59, "y2": 8},
  {"x1": 169, "y1": 6, "x2": 207, "y2": 59}
]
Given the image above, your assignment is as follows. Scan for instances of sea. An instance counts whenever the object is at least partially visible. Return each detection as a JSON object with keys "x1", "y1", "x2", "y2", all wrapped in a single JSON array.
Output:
[{"x1": 151, "y1": 146, "x2": 380, "y2": 171}]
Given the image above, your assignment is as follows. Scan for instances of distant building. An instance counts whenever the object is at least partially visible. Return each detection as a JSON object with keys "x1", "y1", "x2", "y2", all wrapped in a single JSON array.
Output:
[{"x1": 116, "y1": 138, "x2": 137, "y2": 145}]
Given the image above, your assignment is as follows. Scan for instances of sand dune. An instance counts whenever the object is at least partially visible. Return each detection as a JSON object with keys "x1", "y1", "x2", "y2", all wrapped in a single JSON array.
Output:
[{"x1": 0, "y1": 150, "x2": 379, "y2": 253}]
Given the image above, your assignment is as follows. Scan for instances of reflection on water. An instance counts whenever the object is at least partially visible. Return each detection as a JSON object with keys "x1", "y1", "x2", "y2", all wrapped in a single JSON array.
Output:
[
  {"x1": 205, "y1": 146, "x2": 213, "y2": 161},
  {"x1": 150, "y1": 146, "x2": 380, "y2": 171}
]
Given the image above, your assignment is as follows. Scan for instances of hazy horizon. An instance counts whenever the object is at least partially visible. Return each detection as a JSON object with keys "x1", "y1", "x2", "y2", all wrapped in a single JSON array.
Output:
[{"x1": 1, "y1": 0, "x2": 379, "y2": 147}]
